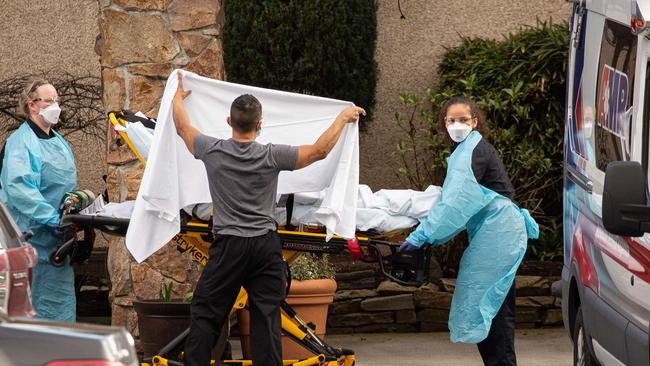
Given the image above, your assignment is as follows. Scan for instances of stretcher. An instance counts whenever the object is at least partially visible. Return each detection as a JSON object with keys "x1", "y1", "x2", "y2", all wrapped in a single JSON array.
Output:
[
  {"x1": 55, "y1": 213, "x2": 430, "y2": 366},
  {"x1": 50, "y1": 111, "x2": 432, "y2": 366}
]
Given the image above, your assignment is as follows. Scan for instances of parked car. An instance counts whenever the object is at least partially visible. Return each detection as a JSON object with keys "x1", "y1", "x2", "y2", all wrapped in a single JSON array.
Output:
[
  {"x1": 0, "y1": 200, "x2": 138, "y2": 365},
  {"x1": 562, "y1": 1, "x2": 650, "y2": 365},
  {"x1": 0, "y1": 309, "x2": 139, "y2": 366},
  {"x1": 0, "y1": 198, "x2": 36, "y2": 318}
]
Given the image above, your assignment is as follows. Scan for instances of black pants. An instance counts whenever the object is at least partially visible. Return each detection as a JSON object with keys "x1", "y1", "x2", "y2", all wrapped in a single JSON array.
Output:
[
  {"x1": 184, "y1": 232, "x2": 285, "y2": 366},
  {"x1": 477, "y1": 284, "x2": 517, "y2": 366}
]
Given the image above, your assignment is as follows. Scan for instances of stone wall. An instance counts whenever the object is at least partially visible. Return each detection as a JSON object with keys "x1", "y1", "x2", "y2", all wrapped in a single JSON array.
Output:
[
  {"x1": 328, "y1": 265, "x2": 562, "y2": 334},
  {"x1": 95, "y1": 0, "x2": 225, "y2": 336}
]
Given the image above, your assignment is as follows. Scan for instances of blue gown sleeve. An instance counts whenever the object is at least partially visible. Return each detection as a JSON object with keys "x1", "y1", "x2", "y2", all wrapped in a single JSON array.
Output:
[
  {"x1": 1, "y1": 139, "x2": 60, "y2": 228},
  {"x1": 406, "y1": 151, "x2": 491, "y2": 247}
]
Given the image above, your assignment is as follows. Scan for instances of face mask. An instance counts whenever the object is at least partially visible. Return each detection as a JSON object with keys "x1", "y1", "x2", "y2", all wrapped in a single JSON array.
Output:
[
  {"x1": 447, "y1": 122, "x2": 472, "y2": 142},
  {"x1": 39, "y1": 103, "x2": 61, "y2": 125}
]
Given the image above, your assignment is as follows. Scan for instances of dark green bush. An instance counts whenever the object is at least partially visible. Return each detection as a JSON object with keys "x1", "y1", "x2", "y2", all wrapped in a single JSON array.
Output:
[
  {"x1": 223, "y1": 0, "x2": 377, "y2": 123},
  {"x1": 394, "y1": 20, "x2": 568, "y2": 265}
]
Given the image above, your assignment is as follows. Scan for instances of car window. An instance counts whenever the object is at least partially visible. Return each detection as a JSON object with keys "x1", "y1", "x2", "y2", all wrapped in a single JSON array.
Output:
[{"x1": 0, "y1": 203, "x2": 25, "y2": 249}]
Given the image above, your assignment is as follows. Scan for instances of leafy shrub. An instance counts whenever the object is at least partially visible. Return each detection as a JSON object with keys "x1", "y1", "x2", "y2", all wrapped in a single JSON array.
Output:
[
  {"x1": 394, "y1": 20, "x2": 568, "y2": 264},
  {"x1": 223, "y1": 0, "x2": 377, "y2": 123}
]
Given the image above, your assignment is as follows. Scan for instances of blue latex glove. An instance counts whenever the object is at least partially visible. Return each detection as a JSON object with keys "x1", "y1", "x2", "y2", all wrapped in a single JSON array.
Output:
[{"x1": 399, "y1": 240, "x2": 419, "y2": 252}]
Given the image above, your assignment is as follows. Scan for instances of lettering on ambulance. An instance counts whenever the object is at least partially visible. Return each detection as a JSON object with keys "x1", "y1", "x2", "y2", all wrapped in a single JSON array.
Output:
[
  {"x1": 597, "y1": 65, "x2": 630, "y2": 138},
  {"x1": 594, "y1": 19, "x2": 637, "y2": 170}
]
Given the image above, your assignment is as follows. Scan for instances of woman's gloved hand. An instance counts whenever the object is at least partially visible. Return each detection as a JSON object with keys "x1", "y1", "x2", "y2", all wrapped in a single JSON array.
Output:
[{"x1": 399, "y1": 240, "x2": 419, "y2": 252}]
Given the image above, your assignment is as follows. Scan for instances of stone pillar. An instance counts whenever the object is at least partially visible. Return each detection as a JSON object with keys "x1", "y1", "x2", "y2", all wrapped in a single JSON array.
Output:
[{"x1": 95, "y1": 0, "x2": 225, "y2": 337}]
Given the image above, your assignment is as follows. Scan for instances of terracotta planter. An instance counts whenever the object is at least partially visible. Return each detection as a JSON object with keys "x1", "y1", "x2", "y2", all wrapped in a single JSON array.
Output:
[
  {"x1": 238, "y1": 278, "x2": 337, "y2": 360},
  {"x1": 133, "y1": 300, "x2": 191, "y2": 358}
]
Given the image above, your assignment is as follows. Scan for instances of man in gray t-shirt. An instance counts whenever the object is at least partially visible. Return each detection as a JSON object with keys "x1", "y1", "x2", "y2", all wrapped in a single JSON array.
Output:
[
  {"x1": 193, "y1": 136, "x2": 297, "y2": 237},
  {"x1": 172, "y1": 72, "x2": 365, "y2": 366}
]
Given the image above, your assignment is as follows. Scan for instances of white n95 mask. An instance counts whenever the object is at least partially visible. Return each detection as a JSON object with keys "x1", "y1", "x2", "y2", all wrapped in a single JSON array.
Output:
[
  {"x1": 447, "y1": 122, "x2": 472, "y2": 142},
  {"x1": 39, "y1": 103, "x2": 61, "y2": 125}
]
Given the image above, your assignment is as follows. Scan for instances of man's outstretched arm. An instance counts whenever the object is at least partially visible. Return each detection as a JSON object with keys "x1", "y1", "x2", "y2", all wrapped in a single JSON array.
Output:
[
  {"x1": 172, "y1": 71, "x2": 202, "y2": 155},
  {"x1": 295, "y1": 105, "x2": 365, "y2": 170}
]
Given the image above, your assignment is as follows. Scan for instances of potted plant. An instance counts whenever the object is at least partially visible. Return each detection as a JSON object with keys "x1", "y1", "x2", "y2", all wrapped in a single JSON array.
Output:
[
  {"x1": 238, "y1": 253, "x2": 337, "y2": 360},
  {"x1": 133, "y1": 282, "x2": 193, "y2": 358}
]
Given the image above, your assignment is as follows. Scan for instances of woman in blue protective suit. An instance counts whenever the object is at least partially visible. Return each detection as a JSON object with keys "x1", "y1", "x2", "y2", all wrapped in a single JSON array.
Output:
[
  {"x1": 400, "y1": 96, "x2": 538, "y2": 366},
  {"x1": 0, "y1": 79, "x2": 77, "y2": 321}
]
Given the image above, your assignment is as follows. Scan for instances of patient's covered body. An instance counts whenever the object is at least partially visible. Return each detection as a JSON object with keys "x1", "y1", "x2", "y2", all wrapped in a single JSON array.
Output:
[{"x1": 92, "y1": 185, "x2": 441, "y2": 234}]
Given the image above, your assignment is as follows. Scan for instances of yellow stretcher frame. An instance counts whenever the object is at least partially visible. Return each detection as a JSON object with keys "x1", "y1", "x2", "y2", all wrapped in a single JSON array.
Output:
[
  {"x1": 166, "y1": 221, "x2": 366, "y2": 366},
  {"x1": 109, "y1": 111, "x2": 148, "y2": 165}
]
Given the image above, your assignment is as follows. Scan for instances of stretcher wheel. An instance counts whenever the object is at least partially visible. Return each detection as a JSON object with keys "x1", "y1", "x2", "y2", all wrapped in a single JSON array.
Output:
[{"x1": 49, "y1": 249, "x2": 66, "y2": 267}]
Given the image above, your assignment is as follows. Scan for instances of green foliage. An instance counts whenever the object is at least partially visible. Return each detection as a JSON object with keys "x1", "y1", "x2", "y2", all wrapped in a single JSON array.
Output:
[
  {"x1": 183, "y1": 292, "x2": 193, "y2": 304},
  {"x1": 527, "y1": 219, "x2": 563, "y2": 262},
  {"x1": 394, "y1": 20, "x2": 568, "y2": 263},
  {"x1": 291, "y1": 253, "x2": 336, "y2": 281},
  {"x1": 160, "y1": 282, "x2": 193, "y2": 303},
  {"x1": 160, "y1": 282, "x2": 173, "y2": 303},
  {"x1": 223, "y1": 0, "x2": 377, "y2": 123}
]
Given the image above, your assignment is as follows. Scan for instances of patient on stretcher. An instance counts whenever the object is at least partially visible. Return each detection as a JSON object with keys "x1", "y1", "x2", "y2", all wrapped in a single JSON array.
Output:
[{"x1": 92, "y1": 184, "x2": 441, "y2": 234}]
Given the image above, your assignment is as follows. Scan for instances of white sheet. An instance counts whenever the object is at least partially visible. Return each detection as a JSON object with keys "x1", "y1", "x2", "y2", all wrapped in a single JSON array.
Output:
[
  {"x1": 125, "y1": 70, "x2": 358, "y2": 262},
  {"x1": 125, "y1": 122, "x2": 155, "y2": 161},
  {"x1": 95, "y1": 201, "x2": 134, "y2": 219},
  {"x1": 358, "y1": 185, "x2": 441, "y2": 217}
]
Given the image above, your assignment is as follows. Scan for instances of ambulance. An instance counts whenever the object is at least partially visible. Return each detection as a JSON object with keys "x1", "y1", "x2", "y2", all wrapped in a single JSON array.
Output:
[{"x1": 562, "y1": 0, "x2": 650, "y2": 365}]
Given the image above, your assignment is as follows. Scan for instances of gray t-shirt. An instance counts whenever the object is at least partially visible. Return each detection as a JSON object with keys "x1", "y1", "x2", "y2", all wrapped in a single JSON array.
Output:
[{"x1": 193, "y1": 135, "x2": 298, "y2": 237}]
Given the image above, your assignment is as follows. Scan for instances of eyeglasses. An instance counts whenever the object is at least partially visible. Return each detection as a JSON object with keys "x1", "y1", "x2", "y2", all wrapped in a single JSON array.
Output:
[
  {"x1": 444, "y1": 115, "x2": 474, "y2": 124},
  {"x1": 31, "y1": 97, "x2": 60, "y2": 105}
]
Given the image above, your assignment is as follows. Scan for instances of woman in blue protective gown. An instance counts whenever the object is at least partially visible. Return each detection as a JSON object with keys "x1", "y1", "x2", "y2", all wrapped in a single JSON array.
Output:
[
  {"x1": 0, "y1": 79, "x2": 77, "y2": 321},
  {"x1": 400, "y1": 96, "x2": 538, "y2": 366}
]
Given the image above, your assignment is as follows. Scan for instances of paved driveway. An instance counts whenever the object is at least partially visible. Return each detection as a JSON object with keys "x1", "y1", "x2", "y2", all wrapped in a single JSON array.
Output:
[
  {"x1": 326, "y1": 328, "x2": 572, "y2": 366},
  {"x1": 229, "y1": 328, "x2": 572, "y2": 365}
]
